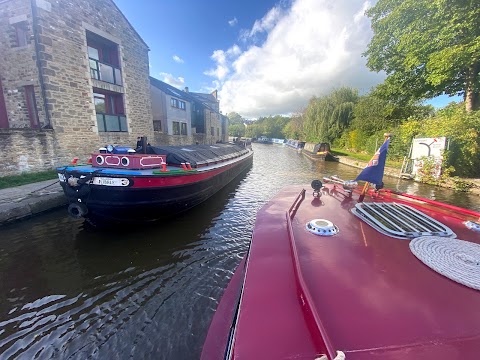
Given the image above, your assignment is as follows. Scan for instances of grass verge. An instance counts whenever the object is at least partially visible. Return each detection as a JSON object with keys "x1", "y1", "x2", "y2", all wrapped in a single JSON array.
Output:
[
  {"x1": 331, "y1": 148, "x2": 403, "y2": 169},
  {"x1": 0, "y1": 170, "x2": 58, "y2": 190}
]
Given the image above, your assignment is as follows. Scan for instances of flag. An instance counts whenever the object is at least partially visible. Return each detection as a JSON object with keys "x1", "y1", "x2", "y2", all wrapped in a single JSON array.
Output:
[{"x1": 355, "y1": 139, "x2": 390, "y2": 185}]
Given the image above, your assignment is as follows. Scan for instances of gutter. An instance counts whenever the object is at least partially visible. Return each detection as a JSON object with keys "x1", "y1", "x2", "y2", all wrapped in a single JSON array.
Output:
[{"x1": 30, "y1": 0, "x2": 51, "y2": 128}]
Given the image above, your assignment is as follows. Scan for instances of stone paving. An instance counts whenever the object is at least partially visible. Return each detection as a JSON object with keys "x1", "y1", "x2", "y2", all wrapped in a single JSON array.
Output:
[{"x1": 0, "y1": 179, "x2": 67, "y2": 225}]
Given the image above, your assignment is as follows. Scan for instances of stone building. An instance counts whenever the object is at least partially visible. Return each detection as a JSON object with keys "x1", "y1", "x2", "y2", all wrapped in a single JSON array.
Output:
[
  {"x1": 150, "y1": 77, "x2": 228, "y2": 145},
  {"x1": 0, "y1": 0, "x2": 153, "y2": 175}
]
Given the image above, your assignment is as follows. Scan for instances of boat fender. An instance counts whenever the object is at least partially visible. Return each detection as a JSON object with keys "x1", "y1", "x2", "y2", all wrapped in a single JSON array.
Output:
[{"x1": 67, "y1": 202, "x2": 88, "y2": 218}]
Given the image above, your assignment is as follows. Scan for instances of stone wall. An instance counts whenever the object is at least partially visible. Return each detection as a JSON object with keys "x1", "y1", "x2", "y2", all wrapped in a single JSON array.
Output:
[
  {"x1": 0, "y1": 0, "x2": 48, "y2": 129},
  {"x1": 0, "y1": 129, "x2": 59, "y2": 176},
  {"x1": 0, "y1": 0, "x2": 154, "y2": 174},
  {"x1": 33, "y1": 0, "x2": 153, "y2": 165}
]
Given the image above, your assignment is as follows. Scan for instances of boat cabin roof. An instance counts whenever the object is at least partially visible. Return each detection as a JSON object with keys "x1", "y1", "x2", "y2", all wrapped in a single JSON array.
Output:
[{"x1": 233, "y1": 184, "x2": 480, "y2": 359}]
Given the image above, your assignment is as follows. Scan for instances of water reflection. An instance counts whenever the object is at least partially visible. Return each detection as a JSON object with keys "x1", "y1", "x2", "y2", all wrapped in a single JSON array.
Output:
[{"x1": 0, "y1": 143, "x2": 477, "y2": 359}]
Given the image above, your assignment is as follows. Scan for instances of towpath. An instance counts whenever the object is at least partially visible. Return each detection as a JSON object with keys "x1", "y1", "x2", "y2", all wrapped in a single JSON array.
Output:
[{"x1": 0, "y1": 179, "x2": 66, "y2": 225}]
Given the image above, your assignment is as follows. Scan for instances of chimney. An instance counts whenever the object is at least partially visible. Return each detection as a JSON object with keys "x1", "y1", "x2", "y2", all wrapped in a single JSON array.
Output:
[{"x1": 184, "y1": 87, "x2": 189, "y2": 93}]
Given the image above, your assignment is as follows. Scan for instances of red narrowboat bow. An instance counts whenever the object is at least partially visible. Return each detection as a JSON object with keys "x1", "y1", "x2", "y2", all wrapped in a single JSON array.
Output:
[{"x1": 202, "y1": 136, "x2": 480, "y2": 360}]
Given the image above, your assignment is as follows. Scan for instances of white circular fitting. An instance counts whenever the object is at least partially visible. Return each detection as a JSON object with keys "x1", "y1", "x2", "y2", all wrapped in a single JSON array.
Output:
[
  {"x1": 121, "y1": 157, "x2": 130, "y2": 166},
  {"x1": 306, "y1": 219, "x2": 339, "y2": 236},
  {"x1": 96, "y1": 155, "x2": 104, "y2": 165}
]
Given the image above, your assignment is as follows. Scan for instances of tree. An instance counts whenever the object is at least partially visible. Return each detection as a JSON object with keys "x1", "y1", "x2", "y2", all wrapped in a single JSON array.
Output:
[
  {"x1": 352, "y1": 92, "x2": 434, "y2": 135},
  {"x1": 229, "y1": 123, "x2": 245, "y2": 137},
  {"x1": 227, "y1": 112, "x2": 245, "y2": 125},
  {"x1": 365, "y1": 0, "x2": 480, "y2": 112},
  {"x1": 302, "y1": 87, "x2": 358, "y2": 143}
]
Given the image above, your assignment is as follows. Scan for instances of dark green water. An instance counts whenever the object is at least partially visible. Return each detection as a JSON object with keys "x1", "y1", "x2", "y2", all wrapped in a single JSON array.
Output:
[{"x1": 0, "y1": 144, "x2": 478, "y2": 359}]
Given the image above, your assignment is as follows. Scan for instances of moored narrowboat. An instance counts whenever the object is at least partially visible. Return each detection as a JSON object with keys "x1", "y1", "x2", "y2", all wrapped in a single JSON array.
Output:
[
  {"x1": 57, "y1": 138, "x2": 253, "y2": 224},
  {"x1": 302, "y1": 142, "x2": 338, "y2": 161}
]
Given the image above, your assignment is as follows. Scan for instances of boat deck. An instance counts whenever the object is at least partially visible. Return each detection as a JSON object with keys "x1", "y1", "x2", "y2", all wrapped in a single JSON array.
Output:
[{"x1": 232, "y1": 184, "x2": 480, "y2": 359}]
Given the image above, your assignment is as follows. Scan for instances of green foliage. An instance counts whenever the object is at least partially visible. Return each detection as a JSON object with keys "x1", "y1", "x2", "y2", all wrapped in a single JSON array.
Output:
[
  {"x1": 228, "y1": 123, "x2": 245, "y2": 137},
  {"x1": 450, "y1": 177, "x2": 475, "y2": 192},
  {"x1": 283, "y1": 112, "x2": 304, "y2": 139},
  {"x1": 302, "y1": 87, "x2": 358, "y2": 143},
  {"x1": 352, "y1": 90, "x2": 434, "y2": 136},
  {"x1": 415, "y1": 156, "x2": 454, "y2": 186},
  {"x1": 227, "y1": 112, "x2": 245, "y2": 125},
  {"x1": 245, "y1": 115, "x2": 291, "y2": 139},
  {"x1": 365, "y1": 0, "x2": 480, "y2": 111}
]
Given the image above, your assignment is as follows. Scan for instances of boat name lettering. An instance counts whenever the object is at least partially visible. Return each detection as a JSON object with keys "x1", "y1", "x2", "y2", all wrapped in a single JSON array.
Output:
[{"x1": 93, "y1": 177, "x2": 130, "y2": 186}]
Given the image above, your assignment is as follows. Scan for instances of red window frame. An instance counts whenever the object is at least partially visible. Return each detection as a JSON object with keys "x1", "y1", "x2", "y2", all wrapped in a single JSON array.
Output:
[
  {"x1": 93, "y1": 89, "x2": 124, "y2": 115},
  {"x1": 24, "y1": 85, "x2": 39, "y2": 128},
  {"x1": 0, "y1": 78, "x2": 8, "y2": 128}
]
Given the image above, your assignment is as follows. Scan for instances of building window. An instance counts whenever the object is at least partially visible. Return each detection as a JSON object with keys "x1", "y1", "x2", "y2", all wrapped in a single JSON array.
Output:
[
  {"x1": 87, "y1": 31, "x2": 122, "y2": 86},
  {"x1": 94, "y1": 89, "x2": 127, "y2": 132},
  {"x1": 211, "y1": 127, "x2": 214, "y2": 136},
  {"x1": 170, "y1": 98, "x2": 186, "y2": 110},
  {"x1": 0, "y1": 79, "x2": 8, "y2": 128},
  {"x1": 181, "y1": 122, "x2": 187, "y2": 135},
  {"x1": 172, "y1": 121, "x2": 180, "y2": 135},
  {"x1": 217, "y1": 128, "x2": 220, "y2": 137},
  {"x1": 24, "y1": 86, "x2": 39, "y2": 128},
  {"x1": 153, "y1": 120, "x2": 162, "y2": 132},
  {"x1": 14, "y1": 23, "x2": 28, "y2": 47}
]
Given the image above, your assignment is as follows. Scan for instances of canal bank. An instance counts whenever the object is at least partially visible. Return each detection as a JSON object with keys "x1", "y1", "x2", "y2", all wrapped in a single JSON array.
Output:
[
  {"x1": 336, "y1": 155, "x2": 480, "y2": 196},
  {"x1": 0, "y1": 179, "x2": 66, "y2": 225},
  {"x1": 0, "y1": 151, "x2": 478, "y2": 226}
]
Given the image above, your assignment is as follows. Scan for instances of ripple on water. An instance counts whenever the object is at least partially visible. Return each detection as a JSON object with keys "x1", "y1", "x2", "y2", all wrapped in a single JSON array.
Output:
[{"x1": 0, "y1": 144, "x2": 478, "y2": 359}]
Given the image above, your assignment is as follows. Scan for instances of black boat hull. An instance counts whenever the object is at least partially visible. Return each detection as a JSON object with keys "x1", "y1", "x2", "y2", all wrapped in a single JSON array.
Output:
[{"x1": 61, "y1": 153, "x2": 253, "y2": 224}]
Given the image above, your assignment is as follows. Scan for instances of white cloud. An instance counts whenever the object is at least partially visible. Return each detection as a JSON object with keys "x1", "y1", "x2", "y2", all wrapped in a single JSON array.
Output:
[
  {"x1": 207, "y1": 0, "x2": 385, "y2": 118},
  {"x1": 204, "y1": 45, "x2": 242, "y2": 80},
  {"x1": 172, "y1": 55, "x2": 184, "y2": 64},
  {"x1": 158, "y1": 72, "x2": 185, "y2": 88},
  {"x1": 250, "y1": 6, "x2": 282, "y2": 37},
  {"x1": 228, "y1": 17, "x2": 238, "y2": 27}
]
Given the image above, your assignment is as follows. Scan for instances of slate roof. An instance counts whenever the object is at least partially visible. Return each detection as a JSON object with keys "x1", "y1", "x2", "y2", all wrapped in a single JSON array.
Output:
[{"x1": 149, "y1": 77, "x2": 220, "y2": 113}]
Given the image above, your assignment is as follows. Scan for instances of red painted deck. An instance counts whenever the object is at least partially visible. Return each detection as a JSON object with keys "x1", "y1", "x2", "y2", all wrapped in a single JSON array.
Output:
[{"x1": 202, "y1": 184, "x2": 480, "y2": 360}]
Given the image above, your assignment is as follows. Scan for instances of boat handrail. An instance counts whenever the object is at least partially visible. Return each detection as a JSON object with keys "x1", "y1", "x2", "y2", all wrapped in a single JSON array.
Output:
[
  {"x1": 288, "y1": 189, "x2": 306, "y2": 219},
  {"x1": 285, "y1": 210, "x2": 337, "y2": 358}
]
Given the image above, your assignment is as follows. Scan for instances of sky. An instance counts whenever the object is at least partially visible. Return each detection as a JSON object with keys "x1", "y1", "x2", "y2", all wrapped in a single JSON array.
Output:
[{"x1": 114, "y1": 0, "x2": 461, "y2": 119}]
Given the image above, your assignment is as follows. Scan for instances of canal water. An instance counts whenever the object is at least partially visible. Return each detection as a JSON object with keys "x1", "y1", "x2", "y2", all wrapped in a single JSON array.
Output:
[{"x1": 0, "y1": 144, "x2": 478, "y2": 359}]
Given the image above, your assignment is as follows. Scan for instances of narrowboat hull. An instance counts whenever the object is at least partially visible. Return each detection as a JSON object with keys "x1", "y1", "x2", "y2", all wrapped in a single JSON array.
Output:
[
  {"x1": 58, "y1": 148, "x2": 253, "y2": 224},
  {"x1": 202, "y1": 182, "x2": 480, "y2": 359},
  {"x1": 301, "y1": 142, "x2": 338, "y2": 161}
]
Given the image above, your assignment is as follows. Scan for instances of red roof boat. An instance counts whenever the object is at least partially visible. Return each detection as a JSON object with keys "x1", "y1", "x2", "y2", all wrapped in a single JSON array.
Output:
[{"x1": 202, "y1": 139, "x2": 480, "y2": 360}]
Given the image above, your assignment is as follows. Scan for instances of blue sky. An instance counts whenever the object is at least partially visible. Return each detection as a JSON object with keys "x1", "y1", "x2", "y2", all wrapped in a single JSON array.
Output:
[{"x1": 114, "y1": 0, "x2": 461, "y2": 118}]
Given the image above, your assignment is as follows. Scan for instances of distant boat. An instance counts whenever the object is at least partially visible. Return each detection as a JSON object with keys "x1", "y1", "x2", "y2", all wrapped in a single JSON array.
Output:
[
  {"x1": 256, "y1": 136, "x2": 273, "y2": 144},
  {"x1": 285, "y1": 139, "x2": 305, "y2": 150},
  {"x1": 302, "y1": 142, "x2": 338, "y2": 161},
  {"x1": 57, "y1": 138, "x2": 253, "y2": 224},
  {"x1": 271, "y1": 138, "x2": 286, "y2": 145}
]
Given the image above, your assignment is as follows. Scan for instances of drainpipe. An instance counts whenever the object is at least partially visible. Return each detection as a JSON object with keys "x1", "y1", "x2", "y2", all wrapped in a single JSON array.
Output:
[{"x1": 30, "y1": 0, "x2": 51, "y2": 128}]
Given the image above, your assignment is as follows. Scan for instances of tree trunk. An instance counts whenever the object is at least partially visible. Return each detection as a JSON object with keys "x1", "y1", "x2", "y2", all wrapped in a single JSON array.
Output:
[{"x1": 465, "y1": 62, "x2": 479, "y2": 112}]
